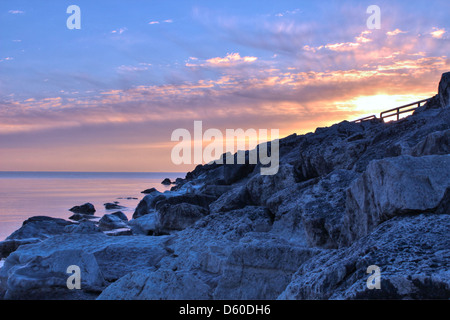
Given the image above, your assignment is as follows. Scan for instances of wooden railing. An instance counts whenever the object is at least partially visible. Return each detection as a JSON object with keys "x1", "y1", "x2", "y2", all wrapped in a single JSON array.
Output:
[{"x1": 352, "y1": 98, "x2": 431, "y2": 123}]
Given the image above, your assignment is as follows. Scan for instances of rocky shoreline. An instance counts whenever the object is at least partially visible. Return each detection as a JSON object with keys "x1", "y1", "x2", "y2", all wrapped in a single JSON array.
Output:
[{"x1": 0, "y1": 73, "x2": 449, "y2": 300}]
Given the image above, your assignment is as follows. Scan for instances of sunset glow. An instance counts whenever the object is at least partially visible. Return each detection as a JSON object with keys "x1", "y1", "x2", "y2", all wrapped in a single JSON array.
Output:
[{"x1": 0, "y1": 1, "x2": 449, "y2": 172}]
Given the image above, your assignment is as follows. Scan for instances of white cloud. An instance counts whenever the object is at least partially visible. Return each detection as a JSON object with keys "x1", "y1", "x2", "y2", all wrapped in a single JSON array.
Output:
[
  {"x1": 186, "y1": 53, "x2": 258, "y2": 68},
  {"x1": 431, "y1": 28, "x2": 446, "y2": 39},
  {"x1": 148, "y1": 21, "x2": 159, "y2": 25},
  {"x1": 8, "y1": 10, "x2": 24, "y2": 14}
]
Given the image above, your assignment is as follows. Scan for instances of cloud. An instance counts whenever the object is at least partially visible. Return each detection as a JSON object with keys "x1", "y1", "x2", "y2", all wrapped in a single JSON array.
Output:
[
  {"x1": 117, "y1": 64, "x2": 150, "y2": 73},
  {"x1": 386, "y1": 29, "x2": 407, "y2": 36},
  {"x1": 8, "y1": 10, "x2": 24, "y2": 14},
  {"x1": 0, "y1": 57, "x2": 14, "y2": 62},
  {"x1": 186, "y1": 53, "x2": 258, "y2": 68},
  {"x1": 148, "y1": 19, "x2": 173, "y2": 25},
  {"x1": 431, "y1": 28, "x2": 446, "y2": 39},
  {"x1": 111, "y1": 27, "x2": 127, "y2": 34}
]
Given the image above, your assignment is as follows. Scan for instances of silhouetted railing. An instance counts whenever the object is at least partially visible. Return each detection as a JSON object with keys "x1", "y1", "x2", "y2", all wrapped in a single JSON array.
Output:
[{"x1": 352, "y1": 98, "x2": 431, "y2": 123}]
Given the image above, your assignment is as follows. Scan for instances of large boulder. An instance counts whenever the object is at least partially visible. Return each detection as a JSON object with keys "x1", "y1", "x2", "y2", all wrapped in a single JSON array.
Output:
[
  {"x1": 1, "y1": 249, "x2": 105, "y2": 300},
  {"x1": 279, "y1": 214, "x2": 450, "y2": 300},
  {"x1": 0, "y1": 233, "x2": 171, "y2": 299},
  {"x1": 343, "y1": 155, "x2": 450, "y2": 244}
]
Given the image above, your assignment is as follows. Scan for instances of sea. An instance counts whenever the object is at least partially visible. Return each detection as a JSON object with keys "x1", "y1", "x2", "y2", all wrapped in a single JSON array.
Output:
[{"x1": 0, "y1": 171, "x2": 184, "y2": 241}]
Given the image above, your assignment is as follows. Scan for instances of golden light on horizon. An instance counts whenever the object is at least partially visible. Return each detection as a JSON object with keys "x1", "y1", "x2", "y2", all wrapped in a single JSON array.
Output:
[{"x1": 340, "y1": 93, "x2": 434, "y2": 120}]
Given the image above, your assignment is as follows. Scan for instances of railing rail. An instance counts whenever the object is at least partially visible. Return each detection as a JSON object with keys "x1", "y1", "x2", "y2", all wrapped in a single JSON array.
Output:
[{"x1": 352, "y1": 98, "x2": 431, "y2": 123}]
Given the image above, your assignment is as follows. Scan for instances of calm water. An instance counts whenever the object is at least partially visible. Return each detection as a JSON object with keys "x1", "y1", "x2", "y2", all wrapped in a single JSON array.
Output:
[{"x1": 0, "y1": 172, "x2": 183, "y2": 241}]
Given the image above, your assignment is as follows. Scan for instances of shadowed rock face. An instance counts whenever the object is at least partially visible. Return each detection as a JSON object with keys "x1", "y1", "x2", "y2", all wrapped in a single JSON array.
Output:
[
  {"x1": 279, "y1": 214, "x2": 450, "y2": 300},
  {"x1": 343, "y1": 155, "x2": 450, "y2": 244},
  {"x1": 439, "y1": 72, "x2": 450, "y2": 108},
  {"x1": 1, "y1": 73, "x2": 450, "y2": 300}
]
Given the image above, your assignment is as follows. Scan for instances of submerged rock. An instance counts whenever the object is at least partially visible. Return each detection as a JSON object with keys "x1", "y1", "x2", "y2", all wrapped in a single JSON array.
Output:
[{"x1": 104, "y1": 203, "x2": 125, "y2": 210}]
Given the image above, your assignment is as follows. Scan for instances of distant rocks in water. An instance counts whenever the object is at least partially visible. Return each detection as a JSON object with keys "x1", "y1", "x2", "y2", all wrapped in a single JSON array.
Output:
[
  {"x1": 141, "y1": 188, "x2": 157, "y2": 194},
  {"x1": 161, "y1": 178, "x2": 173, "y2": 185},
  {"x1": 104, "y1": 202, "x2": 125, "y2": 210},
  {"x1": 69, "y1": 202, "x2": 96, "y2": 215},
  {"x1": 117, "y1": 197, "x2": 139, "y2": 200}
]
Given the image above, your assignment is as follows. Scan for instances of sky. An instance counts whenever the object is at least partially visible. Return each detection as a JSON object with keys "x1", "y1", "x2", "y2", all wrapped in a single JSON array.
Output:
[{"x1": 0, "y1": 0, "x2": 449, "y2": 172}]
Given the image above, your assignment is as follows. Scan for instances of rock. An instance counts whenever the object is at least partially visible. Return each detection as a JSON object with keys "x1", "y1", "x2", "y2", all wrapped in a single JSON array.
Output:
[
  {"x1": 411, "y1": 129, "x2": 450, "y2": 156},
  {"x1": 156, "y1": 203, "x2": 209, "y2": 234},
  {"x1": 6, "y1": 216, "x2": 75, "y2": 241},
  {"x1": 98, "y1": 270, "x2": 212, "y2": 300},
  {"x1": 222, "y1": 163, "x2": 256, "y2": 185},
  {"x1": 68, "y1": 213, "x2": 100, "y2": 222},
  {"x1": 132, "y1": 191, "x2": 164, "y2": 219},
  {"x1": 343, "y1": 155, "x2": 450, "y2": 244},
  {"x1": 269, "y1": 169, "x2": 360, "y2": 248},
  {"x1": 161, "y1": 178, "x2": 172, "y2": 185},
  {"x1": 98, "y1": 213, "x2": 129, "y2": 231},
  {"x1": 439, "y1": 71, "x2": 450, "y2": 108},
  {"x1": 110, "y1": 211, "x2": 128, "y2": 221},
  {"x1": 245, "y1": 164, "x2": 296, "y2": 207},
  {"x1": 214, "y1": 235, "x2": 320, "y2": 299},
  {"x1": 279, "y1": 214, "x2": 450, "y2": 300},
  {"x1": 141, "y1": 188, "x2": 157, "y2": 194},
  {"x1": 64, "y1": 221, "x2": 102, "y2": 235},
  {"x1": 0, "y1": 248, "x2": 106, "y2": 300},
  {"x1": 0, "y1": 238, "x2": 41, "y2": 259},
  {"x1": 104, "y1": 203, "x2": 125, "y2": 210},
  {"x1": 129, "y1": 213, "x2": 157, "y2": 235},
  {"x1": 0, "y1": 233, "x2": 171, "y2": 299},
  {"x1": 69, "y1": 203, "x2": 96, "y2": 215}
]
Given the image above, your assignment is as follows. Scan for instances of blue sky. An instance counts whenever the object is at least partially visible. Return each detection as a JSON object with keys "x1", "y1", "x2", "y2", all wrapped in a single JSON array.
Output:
[{"x1": 0, "y1": 0, "x2": 449, "y2": 171}]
